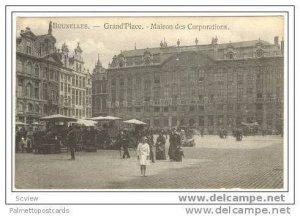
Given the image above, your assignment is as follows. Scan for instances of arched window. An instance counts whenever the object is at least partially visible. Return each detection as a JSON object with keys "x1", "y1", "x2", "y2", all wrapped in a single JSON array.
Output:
[
  {"x1": 34, "y1": 64, "x2": 39, "y2": 77},
  {"x1": 26, "y1": 83, "x2": 33, "y2": 98},
  {"x1": 26, "y1": 61, "x2": 32, "y2": 74}
]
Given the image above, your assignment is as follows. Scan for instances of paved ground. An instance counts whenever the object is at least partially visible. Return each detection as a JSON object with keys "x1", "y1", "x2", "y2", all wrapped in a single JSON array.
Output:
[{"x1": 15, "y1": 135, "x2": 283, "y2": 189}]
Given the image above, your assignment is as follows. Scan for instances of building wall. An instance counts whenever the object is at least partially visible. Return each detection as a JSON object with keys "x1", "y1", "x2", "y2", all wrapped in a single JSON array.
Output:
[
  {"x1": 58, "y1": 42, "x2": 92, "y2": 119},
  {"x1": 16, "y1": 23, "x2": 92, "y2": 123},
  {"x1": 16, "y1": 29, "x2": 60, "y2": 124},
  {"x1": 91, "y1": 60, "x2": 108, "y2": 117},
  {"x1": 106, "y1": 50, "x2": 283, "y2": 132}
]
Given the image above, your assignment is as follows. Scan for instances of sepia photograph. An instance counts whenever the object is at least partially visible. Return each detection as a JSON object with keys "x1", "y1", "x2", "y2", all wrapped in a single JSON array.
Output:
[{"x1": 14, "y1": 16, "x2": 285, "y2": 190}]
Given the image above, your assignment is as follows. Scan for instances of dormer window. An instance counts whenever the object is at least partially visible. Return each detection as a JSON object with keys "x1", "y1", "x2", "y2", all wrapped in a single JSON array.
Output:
[
  {"x1": 118, "y1": 54, "x2": 125, "y2": 67},
  {"x1": 256, "y1": 49, "x2": 264, "y2": 58},
  {"x1": 144, "y1": 50, "x2": 152, "y2": 65},
  {"x1": 225, "y1": 51, "x2": 235, "y2": 60}
]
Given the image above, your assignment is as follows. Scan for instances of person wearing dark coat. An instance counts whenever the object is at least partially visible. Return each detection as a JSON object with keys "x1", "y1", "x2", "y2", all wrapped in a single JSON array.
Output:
[
  {"x1": 173, "y1": 130, "x2": 183, "y2": 162},
  {"x1": 168, "y1": 130, "x2": 181, "y2": 161},
  {"x1": 156, "y1": 132, "x2": 166, "y2": 160},
  {"x1": 67, "y1": 126, "x2": 78, "y2": 160},
  {"x1": 118, "y1": 131, "x2": 130, "y2": 158},
  {"x1": 147, "y1": 133, "x2": 155, "y2": 163}
]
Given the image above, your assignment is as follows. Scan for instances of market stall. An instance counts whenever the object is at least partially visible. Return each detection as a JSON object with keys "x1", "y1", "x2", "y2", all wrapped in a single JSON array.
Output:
[{"x1": 35, "y1": 114, "x2": 77, "y2": 154}]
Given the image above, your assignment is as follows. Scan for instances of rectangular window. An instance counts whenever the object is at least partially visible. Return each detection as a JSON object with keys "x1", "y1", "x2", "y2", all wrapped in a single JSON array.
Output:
[
  {"x1": 83, "y1": 77, "x2": 86, "y2": 88},
  {"x1": 172, "y1": 117, "x2": 177, "y2": 126},
  {"x1": 237, "y1": 87, "x2": 243, "y2": 98},
  {"x1": 217, "y1": 104, "x2": 223, "y2": 110},
  {"x1": 43, "y1": 83, "x2": 48, "y2": 100},
  {"x1": 50, "y1": 70, "x2": 54, "y2": 80},
  {"x1": 199, "y1": 116, "x2": 204, "y2": 126},
  {"x1": 199, "y1": 106, "x2": 204, "y2": 112},
  {"x1": 154, "y1": 75, "x2": 160, "y2": 84},
  {"x1": 247, "y1": 87, "x2": 253, "y2": 94},
  {"x1": 208, "y1": 115, "x2": 214, "y2": 126},
  {"x1": 256, "y1": 104, "x2": 263, "y2": 110},
  {"x1": 154, "y1": 119, "x2": 160, "y2": 127},
  {"x1": 72, "y1": 89, "x2": 75, "y2": 105},
  {"x1": 257, "y1": 93, "x2": 263, "y2": 98},
  {"x1": 75, "y1": 90, "x2": 78, "y2": 105},
  {"x1": 120, "y1": 78, "x2": 124, "y2": 86},
  {"x1": 209, "y1": 94, "x2": 214, "y2": 103},
  {"x1": 79, "y1": 91, "x2": 82, "y2": 106},
  {"x1": 78, "y1": 77, "x2": 81, "y2": 88},
  {"x1": 34, "y1": 82, "x2": 39, "y2": 99},
  {"x1": 227, "y1": 104, "x2": 234, "y2": 111}
]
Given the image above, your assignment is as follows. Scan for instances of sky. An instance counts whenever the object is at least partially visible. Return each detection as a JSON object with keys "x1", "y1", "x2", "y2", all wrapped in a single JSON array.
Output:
[{"x1": 16, "y1": 16, "x2": 284, "y2": 71}]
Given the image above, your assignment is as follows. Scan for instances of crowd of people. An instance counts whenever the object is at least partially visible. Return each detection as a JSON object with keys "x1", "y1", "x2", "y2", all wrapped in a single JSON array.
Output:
[{"x1": 16, "y1": 123, "x2": 282, "y2": 160}]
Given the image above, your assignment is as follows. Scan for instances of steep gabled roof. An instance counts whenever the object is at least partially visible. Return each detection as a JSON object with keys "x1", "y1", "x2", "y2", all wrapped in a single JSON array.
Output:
[{"x1": 42, "y1": 52, "x2": 63, "y2": 66}]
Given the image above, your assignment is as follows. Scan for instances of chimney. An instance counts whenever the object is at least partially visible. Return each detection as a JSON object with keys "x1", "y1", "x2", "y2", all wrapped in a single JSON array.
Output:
[
  {"x1": 274, "y1": 36, "x2": 279, "y2": 46},
  {"x1": 48, "y1": 21, "x2": 52, "y2": 35},
  {"x1": 280, "y1": 38, "x2": 284, "y2": 55}
]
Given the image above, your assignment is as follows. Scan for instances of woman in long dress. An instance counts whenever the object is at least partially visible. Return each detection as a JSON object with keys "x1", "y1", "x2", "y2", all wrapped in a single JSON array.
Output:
[{"x1": 136, "y1": 137, "x2": 150, "y2": 177}]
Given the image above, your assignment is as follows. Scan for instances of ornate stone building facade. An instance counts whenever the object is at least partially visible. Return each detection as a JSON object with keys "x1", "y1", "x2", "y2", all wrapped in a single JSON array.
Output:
[
  {"x1": 57, "y1": 42, "x2": 92, "y2": 119},
  {"x1": 92, "y1": 55, "x2": 108, "y2": 117},
  {"x1": 16, "y1": 24, "x2": 60, "y2": 124},
  {"x1": 16, "y1": 22, "x2": 92, "y2": 123},
  {"x1": 106, "y1": 37, "x2": 284, "y2": 132}
]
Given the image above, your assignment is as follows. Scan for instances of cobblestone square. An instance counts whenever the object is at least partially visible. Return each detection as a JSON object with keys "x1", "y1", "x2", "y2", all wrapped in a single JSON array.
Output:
[{"x1": 15, "y1": 135, "x2": 283, "y2": 189}]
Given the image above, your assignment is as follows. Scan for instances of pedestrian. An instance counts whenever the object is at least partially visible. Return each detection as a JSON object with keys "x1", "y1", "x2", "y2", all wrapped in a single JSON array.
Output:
[
  {"x1": 236, "y1": 129, "x2": 243, "y2": 141},
  {"x1": 156, "y1": 132, "x2": 166, "y2": 160},
  {"x1": 170, "y1": 129, "x2": 181, "y2": 161},
  {"x1": 147, "y1": 133, "x2": 155, "y2": 163},
  {"x1": 19, "y1": 137, "x2": 26, "y2": 153},
  {"x1": 119, "y1": 130, "x2": 130, "y2": 159},
  {"x1": 67, "y1": 125, "x2": 77, "y2": 160},
  {"x1": 174, "y1": 146, "x2": 184, "y2": 162},
  {"x1": 25, "y1": 136, "x2": 32, "y2": 152},
  {"x1": 168, "y1": 129, "x2": 176, "y2": 161},
  {"x1": 174, "y1": 130, "x2": 184, "y2": 161},
  {"x1": 136, "y1": 137, "x2": 150, "y2": 177}
]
